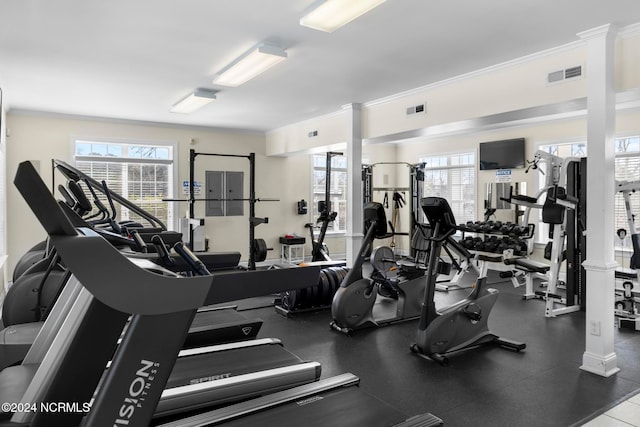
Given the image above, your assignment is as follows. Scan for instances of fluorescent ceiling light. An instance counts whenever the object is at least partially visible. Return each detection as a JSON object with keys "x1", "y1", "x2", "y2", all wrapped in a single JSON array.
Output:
[
  {"x1": 300, "y1": 0, "x2": 386, "y2": 33},
  {"x1": 213, "y1": 43, "x2": 287, "y2": 87},
  {"x1": 170, "y1": 89, "x2": 217, "y2": 114}
]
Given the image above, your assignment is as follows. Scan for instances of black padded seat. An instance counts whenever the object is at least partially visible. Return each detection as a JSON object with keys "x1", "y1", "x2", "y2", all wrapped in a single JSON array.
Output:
[{"x1": 504, "y1": 257, "x2": 551, "y2": 274}]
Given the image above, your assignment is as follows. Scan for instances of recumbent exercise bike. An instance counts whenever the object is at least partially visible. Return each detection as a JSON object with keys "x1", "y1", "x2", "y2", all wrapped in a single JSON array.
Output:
[{"x1": 330, "y1": 202, "x2": 434, "y2": 334}]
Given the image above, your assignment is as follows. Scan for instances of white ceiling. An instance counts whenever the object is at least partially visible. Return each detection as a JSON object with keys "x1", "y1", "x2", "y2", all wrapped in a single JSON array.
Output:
[{"x1": 2, "y1": 0, "x2": 640, "y2": 133}]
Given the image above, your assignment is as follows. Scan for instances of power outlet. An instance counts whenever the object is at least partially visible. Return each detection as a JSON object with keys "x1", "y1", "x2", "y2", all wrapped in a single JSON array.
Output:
[{"x1": 589, "y1": 320, "x2": 601, "y2": 336}]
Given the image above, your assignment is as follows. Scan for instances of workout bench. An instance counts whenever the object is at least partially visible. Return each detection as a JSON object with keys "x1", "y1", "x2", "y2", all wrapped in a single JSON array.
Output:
[{"x1": 502, "y1": 257, "x2": 551, "y2": 300}]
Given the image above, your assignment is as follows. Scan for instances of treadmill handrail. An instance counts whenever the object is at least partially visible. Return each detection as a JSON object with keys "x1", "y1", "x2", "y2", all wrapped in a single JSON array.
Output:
[
  {"x1": 51, "y1": 230, "x2": 320, "y2": 315},
  {"x1": 16, "y1": 160, "x2": 322, "y2": 316},
  {"x1": 53, "y1": 159, "x2": 167, "y2": 230}
]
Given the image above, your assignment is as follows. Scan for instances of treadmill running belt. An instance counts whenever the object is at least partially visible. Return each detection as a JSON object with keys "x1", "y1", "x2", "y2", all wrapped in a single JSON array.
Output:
[{"x1": 166, "y1": 343, "x2": 303, "y2": 388}]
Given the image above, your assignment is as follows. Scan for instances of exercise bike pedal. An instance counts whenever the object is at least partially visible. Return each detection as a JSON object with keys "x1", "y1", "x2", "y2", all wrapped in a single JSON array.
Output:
[
  {"x1": 496, "y1": 337, "x2": 527, "y2": 352},
  {"x1": 410, "y1": 344, "x2": 449, "y2": 366},
  {"x1": 329, "y1": 321, "x2": 353, "y2": 336},
  {"x1": 462, "y1": 303, "x2": 482, "y2": 322},
  {"x1": 427, "y1": 352, "x2": 449, "y2": 366},
  {"x1": 409, "y1": 343, "x2": 421, "y2": 354}
]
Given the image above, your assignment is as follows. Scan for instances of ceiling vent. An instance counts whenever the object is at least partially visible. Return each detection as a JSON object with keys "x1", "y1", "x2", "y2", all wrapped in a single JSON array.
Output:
[
  {"x1": 308, "y1": 130, "x2": 318, "y2": 138},
  {"x1": 547, "y1": 65, "x2": 583, "y2": 84},
  {"x1": 406, "y1": 103, "x2": 426, "y2": 116}
]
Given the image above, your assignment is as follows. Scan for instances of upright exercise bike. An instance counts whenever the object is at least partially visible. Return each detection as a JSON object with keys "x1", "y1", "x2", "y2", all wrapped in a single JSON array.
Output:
[
  {"x1": 330, "y1": 202, "x2": 428, "y2": 334},
  {"x1": 410, "y1": 197, "x2": 526, "y2": 365}
]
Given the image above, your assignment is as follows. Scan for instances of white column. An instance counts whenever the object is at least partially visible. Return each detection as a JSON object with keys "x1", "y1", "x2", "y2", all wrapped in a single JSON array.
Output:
[
  {"x1": 578, "y1": 24, "x2": 619, "y2": 377},
  {"x1": 343, "y1": 103, "x2": 363, "y2": 265}
]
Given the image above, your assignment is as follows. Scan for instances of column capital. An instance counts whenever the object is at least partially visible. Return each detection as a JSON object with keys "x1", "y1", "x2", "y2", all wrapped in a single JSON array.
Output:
[
  {"x1": 577, "y1": 24, "x2": 618, "y2": 41},
  {"x1": 341, "y1": 103, "x2": 362, "y2": 112}
]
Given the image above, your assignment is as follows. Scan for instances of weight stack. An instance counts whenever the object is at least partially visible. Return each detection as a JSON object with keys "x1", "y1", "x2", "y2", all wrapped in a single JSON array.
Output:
[{"x1": 275, "y1": 266, "x2": 349, "y2": 317}]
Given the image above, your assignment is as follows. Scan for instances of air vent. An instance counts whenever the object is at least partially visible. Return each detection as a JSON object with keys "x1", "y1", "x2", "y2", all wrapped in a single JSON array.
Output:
[
  {"x1": 406, "y1": 103, "x2": 426, "y2": 116},
  {"x1": 547, "y1": 70, "x2": 565, "y2": 83},
  {"x1": 547, "y1": 65, "x2": 583, "y2": 84},
  {"x1": 564, "y1": 65, "x2": 582, "y2": 79},
  {"x1": 308, "y1": 130, "x2": 318, "y2": 138}
]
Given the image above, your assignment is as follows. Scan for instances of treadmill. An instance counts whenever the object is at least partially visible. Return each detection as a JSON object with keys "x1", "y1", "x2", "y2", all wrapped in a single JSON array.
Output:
[
  {"x1": 3, "y1": 160, "x2": 442, "y2": 427},
  {"x1": 0, "y1": 253, "x2": 263, "y2": 370},
  {"x1": 0, "y1": 201, "x2": 261, "y2": 371},
  {"x1": 0, "y1": 257, "x2": 321, "y2": 423}
]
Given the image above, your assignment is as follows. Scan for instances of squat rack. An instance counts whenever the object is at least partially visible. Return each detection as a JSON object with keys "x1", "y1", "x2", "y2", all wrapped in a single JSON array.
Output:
[
  {"x1": 362, "y1": 161, "x2": 425, "y2": 245},
  {"x1": 165, "y1": 149, "x2": 277, "y2": 270}
]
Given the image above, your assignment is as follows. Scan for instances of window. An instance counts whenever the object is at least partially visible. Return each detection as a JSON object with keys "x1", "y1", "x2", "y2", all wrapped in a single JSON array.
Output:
[
  {"x1": 311, "y1": 154, "x2": 348, "y2": 233},
  {"x1": 537, "y1": 136, "x2": 640, "y2": 248},
  {"x1": 419, "y1": 152, "x2": 476, "y2": 225},
  {"x1": 74, "y1": 140, "x2": 175, "y2": 229}
]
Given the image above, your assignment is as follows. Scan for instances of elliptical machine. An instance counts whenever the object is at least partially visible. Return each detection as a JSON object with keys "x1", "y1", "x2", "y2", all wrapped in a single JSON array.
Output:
[
  {"x1": 410, "y1": 197, "x2": 526, "y2": 365},
  {"x1": 330, "y1": 202, "x2": 428, "y2": 334}
]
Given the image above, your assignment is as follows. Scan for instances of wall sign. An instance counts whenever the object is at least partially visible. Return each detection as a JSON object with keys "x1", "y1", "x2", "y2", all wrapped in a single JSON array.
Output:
[
  {"x1": 182, "y1": 180, "x2": 202, "y2": 195},
  {"x1": 495, "y1": 169, "x2": 512, "y2": 183}
]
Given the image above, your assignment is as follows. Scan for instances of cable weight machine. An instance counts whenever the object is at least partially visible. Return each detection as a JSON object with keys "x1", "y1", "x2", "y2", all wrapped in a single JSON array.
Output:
[
  {"x1": 165, "y1": 149, "x2": 279, "y2": 270},
  {"x1": 362, "y1": 161, "x2": 425, "y2": 255}
]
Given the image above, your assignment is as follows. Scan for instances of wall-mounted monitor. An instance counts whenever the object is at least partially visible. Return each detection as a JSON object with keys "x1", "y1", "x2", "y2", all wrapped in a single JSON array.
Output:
[{"x1": 479, "y1": 138, "x2": 525, "y2": 170}]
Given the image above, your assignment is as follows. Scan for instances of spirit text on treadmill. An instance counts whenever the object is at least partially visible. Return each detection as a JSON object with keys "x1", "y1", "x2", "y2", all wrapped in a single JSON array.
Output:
[
  {"x1": 190, "y1": 372, "x2": 231, "y2": 384},
  {"x1": 296, "y1": 395, "x2": 324, "y2": 406},
  {"x1": 114, "y1": 359, "x2": 159, "y2": 426}
]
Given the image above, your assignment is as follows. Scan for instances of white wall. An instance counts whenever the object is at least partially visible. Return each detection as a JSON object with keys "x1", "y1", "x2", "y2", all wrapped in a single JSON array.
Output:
[
  {"x1": 0, "y1": 103, "x2": 7, "y2": 290},
  {"x1": 266, "y1": 111, "x2": 348, "y2": 156},
  {"x1": 397, "y1": 109, "x2": 640, "y2": 226},
  {"x1": 4, "y1": 113, "x2": 296, "y2": 274},
  {"x1": 361, "y1": 30, "x2": 640, "y2": 140},
  {"x1": 264, "y1": 27, "x2": 640, "y2": 255},
  {"x1": 4, "y1": 28, "x2": 639, "y2": 272}
]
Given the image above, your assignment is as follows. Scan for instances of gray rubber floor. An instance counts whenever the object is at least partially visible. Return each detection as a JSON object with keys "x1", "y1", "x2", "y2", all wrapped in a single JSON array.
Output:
[{"x1": 239, "y1": 271, "x2": 640, "y2": 427}]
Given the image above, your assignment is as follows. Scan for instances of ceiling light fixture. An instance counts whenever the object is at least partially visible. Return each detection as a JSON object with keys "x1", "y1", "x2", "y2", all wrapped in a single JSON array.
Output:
[
  {"x1": 213, "y1": 43, "x2": 288, "y2": 87},
  {"x1": 300, "y1": 0, "x2": 386, "y2": 33},
  {"x1": 170, "y1": 88, "x2": 217, "y2": 114}
]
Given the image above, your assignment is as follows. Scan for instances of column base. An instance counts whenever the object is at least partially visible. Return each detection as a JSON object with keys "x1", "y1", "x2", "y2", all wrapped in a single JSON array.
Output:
[{"x1": 580, "y1": 351, "x2": 620, "y2": 377}]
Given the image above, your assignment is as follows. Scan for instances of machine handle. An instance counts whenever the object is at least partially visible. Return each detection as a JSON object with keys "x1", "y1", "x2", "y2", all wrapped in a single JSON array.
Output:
[
  {"x1": 173, "y1": 241, "x2": 211, "y2": 276},
  {"x1": 129, "y1": 230, "x2": 147, "y2": 253},
  {"x1": 151, "y1": 235, "x2": 174, "y2": 266}
]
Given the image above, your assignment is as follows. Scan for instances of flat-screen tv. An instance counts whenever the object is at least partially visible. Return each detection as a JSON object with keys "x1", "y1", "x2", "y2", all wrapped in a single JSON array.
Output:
[{"x1": 479, "y1": 138, "x2": 525, "y2": 170}]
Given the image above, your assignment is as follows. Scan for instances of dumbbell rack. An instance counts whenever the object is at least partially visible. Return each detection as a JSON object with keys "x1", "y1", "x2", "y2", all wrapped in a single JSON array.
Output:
[{"x1": 458, "y1": 221, "x2": 535, "y2": 256}]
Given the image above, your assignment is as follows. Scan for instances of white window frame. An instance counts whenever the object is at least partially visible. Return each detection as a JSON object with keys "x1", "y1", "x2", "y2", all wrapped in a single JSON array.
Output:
[
  {"x1": 72, "y1": 137, "x2": 179, "y2": 231},
  {"x1": 419, "y1": 150, "x2": 477, "y2": 226},
  {"x1": 310, "y1": 153, "x2": 348, "y2": 234}
]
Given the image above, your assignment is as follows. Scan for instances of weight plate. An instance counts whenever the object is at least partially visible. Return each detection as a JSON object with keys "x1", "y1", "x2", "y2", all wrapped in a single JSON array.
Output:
[
  {"x1": 335, "y1": 267, "x2": 347, "y2": 294},
  {"x1": 325, "y1": 268, "x2": 339, "y2": 306},
  {"x1": 337, "y1": 266, "x2": 349, "y2": 282},
  {"x1": 284, "y1": 290, "x2": 296, "y2": 310},
  {"x1": 319, "y1": 270, "x2": 330, "y2": 306},
  {"x1": 371, "y1": 246, "x2": 396, "y2": 275},
  {"x1": 319, "y1": 269, "x2": 331, "y2": 306},
  {"x1": 297, "y1": 286, "x2": 308, "y2": 309},
  {"x1": 307, "y1": 283, "x2": 318, "y2": 307},
  {"x1": 253, "y1": 238, "x2": 268, "y2": 262}
]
